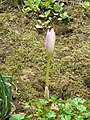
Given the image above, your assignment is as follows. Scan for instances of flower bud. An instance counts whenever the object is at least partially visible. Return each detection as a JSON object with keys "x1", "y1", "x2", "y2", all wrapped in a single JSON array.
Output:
[{"x1": 45, "y1": 28, "x2": 55, "y2": 55}]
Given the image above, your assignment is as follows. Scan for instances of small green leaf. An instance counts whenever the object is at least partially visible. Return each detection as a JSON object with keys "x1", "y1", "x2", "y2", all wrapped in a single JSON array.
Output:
[
  {"x1": 60, "y1": 114, "x2": 71, "y2": 120},
  {"x1": 35, "y1": 0, "x2": 41, "y2": 6},
  {"x1": 72, "y1": 97, "x2": 86, "y2": 105},
  {"x1": 43, "y1": 10, "x2": 51, "y2": 18},
  {"x1": 38, "y1": 99, "x2": 48, "y2": 105},
  {"x1": 22, "y1": 102, "x2": 30, "y2": 109},
  {"x1": 26, "y1": 114, "x2": 33, "y2": 118},
  {"x1": 60, "y1": 3, "x2": 64, "y2": 8},
  {"x1": 49, "y1": 0, "x2": 55, "y2": 4},
  {"x1": 60, "y1": 12, "x2": 69, "y2": 19},
  {"x1": 54, "y1": 2, "x2": 64, "y2": 12},
  {"x1": 27, "y1": 0, "x2": 33, "y2": 9},
  {"x1": 75, "y1": 115, "x2": 84, "y2": 120},
  {"x1": 83, "y1": 111, "x2": 90, "y2": 118},
  {"x1": 64, "y1": 109, "x2": 72, "y2": 115},
  {"x1": 39, "y1": 10, "x2": 50, "y2": 18},
  {"x1": 44, "y1": 1, "x2": 51, "y2": 9},
  {"x1": 54, "y1": 3, "x2": 60, "y2": 12},
  {"x1": 58, "y1": 103, "x2": 64, "y2": 109},
  {"x1": 9, "y1": 114, "x2": 25, "y2": 120},
  {"x1": 76, "y1": 105, "x2": 86, "y2": 112},
  {"x1": 82, "y1": 1, "x2": 90, "y2": 9},
  {"x1": 47, "y1": 110, "x2": 56, "y2": 119},
  {"x1": 50, "y1": 95, "x2": 58, "y2": 103}
]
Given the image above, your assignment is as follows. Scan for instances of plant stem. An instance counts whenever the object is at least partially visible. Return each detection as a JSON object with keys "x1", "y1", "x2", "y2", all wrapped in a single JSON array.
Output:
[{"x1": 46, "y1": 55, "x2": 51, "y2": 87}]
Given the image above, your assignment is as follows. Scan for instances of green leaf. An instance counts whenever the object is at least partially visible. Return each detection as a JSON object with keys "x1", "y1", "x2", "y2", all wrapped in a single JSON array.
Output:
[
  {"x1": 43, "y1": 10, "x2": 51, "y2": 18},
  {"x1": 75, "y1": 115, "x2": 84, "y2": 120},
  {"x1": 76, "y1": 105, "x2": 86, "y2": 112},
  {"x1": 9, "y1": 114, "x2": 25, "y2": 120},
  {"x1": 82, "y1": 1, "x2": 90, "y2": 9},
  {"x1": 49, "y1": 0, "x2": 55, "y2": 4},
  {"x1": 54, "y1": 2, "x2": 64, "y2": 12},
  {"x1": 58, "y1": 103, "x2": 64, "y2": 109},
  {"x1": 27, "y1": 0, "x2": 33, "y2": 8},
  {"x1": 64, "y1": 109, "x2": 72, "y2": 115},
  {"x1": 26, "y1": 114, "x2": 33, "y2": 119},
  {"x1": 35, "y1": 0, "x2": 41, "y2": 6},
  {"x1": 47, "y1": 110, "x2": 56, "y2": 119},
  {"x1": 44, "y1": 1, "x2": 51, "y2": 9},
  {"x1": 39, "y1": 10, "x2": 50, "y2": 18},
  {"x1": 38, "y1": 99, "x2": 48, "y2": 105},
  {"x1": 83, "y1": 111, "x2": 90, "y2": 118},
  {"x1": 50, "y1": 95, "x2": 58, "y2": 103},
  {"x1": 60, "y1": 3, "x2": 64, "y2": 8},
  {"x1": 22, "y1": 101, "x2": 30, "y2": 109},
  {"x1": 54, "y1": 3, "x2": 60, "y2": 12},
  {"x1": 60, "y1": 12, "x2": 69, "y2": 19},
  {"x1": 60, "y1": 114, "x2": 71, "y2": 120},
  {"x1": 72, "y1": 97, "x2": 86, "y2": 105}
]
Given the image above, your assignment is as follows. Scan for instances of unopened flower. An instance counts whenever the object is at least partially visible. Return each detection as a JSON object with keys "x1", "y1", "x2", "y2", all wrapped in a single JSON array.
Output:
[{"x1": 45, "y1": 28, "x2": 55, "y2": 56}]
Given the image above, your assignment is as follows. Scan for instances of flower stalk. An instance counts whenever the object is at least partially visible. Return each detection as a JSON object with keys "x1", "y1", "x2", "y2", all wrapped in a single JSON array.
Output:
[
  {"x1": 46, "y1": 55, "x2": 51, "y2": 87},
  {"x1": 45, "y1": 28, "x2": 55, "y2": 100}
]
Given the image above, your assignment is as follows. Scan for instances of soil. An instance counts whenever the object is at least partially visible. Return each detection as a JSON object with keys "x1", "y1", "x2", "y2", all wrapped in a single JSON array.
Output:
[{"x1": 0, "y1": 1, "x2": 90, "y2": 113}]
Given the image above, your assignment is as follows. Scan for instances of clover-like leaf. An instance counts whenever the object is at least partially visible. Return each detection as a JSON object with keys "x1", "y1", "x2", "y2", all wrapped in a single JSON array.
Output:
[
  {"x1": 60, "y1": 114, "x2": 71, "y2": 120},
  {"x1": 47, "y1": 110, "x2": 56, "y2": 119},
  {"x1": 76, "y1": 105, "x2": 86, "y2": 112},
  {"x1": 72, "y1": 97, "x2": 86, "y2": 105},
  {"x1": 9, "y1": 114, "x2": 25, "y2": 120}
]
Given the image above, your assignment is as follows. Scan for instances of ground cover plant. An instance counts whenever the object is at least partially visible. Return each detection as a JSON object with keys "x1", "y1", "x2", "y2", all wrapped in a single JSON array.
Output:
[
  {"x1": 82, "y1": 1, "x2": 90, "y2": 10},
  {"x1": 23, "y1": 0, "x2": 70, "y2": 28},
  {"x1": 9, "y1": 96, "x2": 90, "y2": 120},
  {"x1": 0, "y1": 0, "x2": 90, "y2": 120}
]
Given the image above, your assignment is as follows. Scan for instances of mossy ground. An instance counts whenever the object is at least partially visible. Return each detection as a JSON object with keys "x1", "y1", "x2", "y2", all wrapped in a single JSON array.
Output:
[{"x1": 0, "y1": 2, "x2": 90, "y2": 111}]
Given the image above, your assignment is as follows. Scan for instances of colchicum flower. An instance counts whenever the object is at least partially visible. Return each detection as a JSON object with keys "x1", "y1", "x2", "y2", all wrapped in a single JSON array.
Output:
[
  {"x1": 45, "y1": 28, "x2": 55, "y2": 56},
  {"x1": 45, "y1": 28, "x2": 56, "y2": 100}
]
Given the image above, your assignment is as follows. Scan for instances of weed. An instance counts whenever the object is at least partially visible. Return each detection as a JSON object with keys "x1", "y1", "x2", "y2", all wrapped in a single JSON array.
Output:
[
  {"x1": 9, "y1": 96, "x2": 90, "y2": 120},
  {"x1": 82, "y1": 1, "x2": 90, "y2": 10},
  {"x1": 23, "y1": 0, "x2": 70, "y2": 28},
  {"x1": 0, "y1": 74, "x2": 12, "y2": 120}
]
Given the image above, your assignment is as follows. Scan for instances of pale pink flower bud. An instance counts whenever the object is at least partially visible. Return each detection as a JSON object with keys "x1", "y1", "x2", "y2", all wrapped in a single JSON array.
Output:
[{"x1": 45, "y1": 28, "x2": 55, "y2": 55}]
